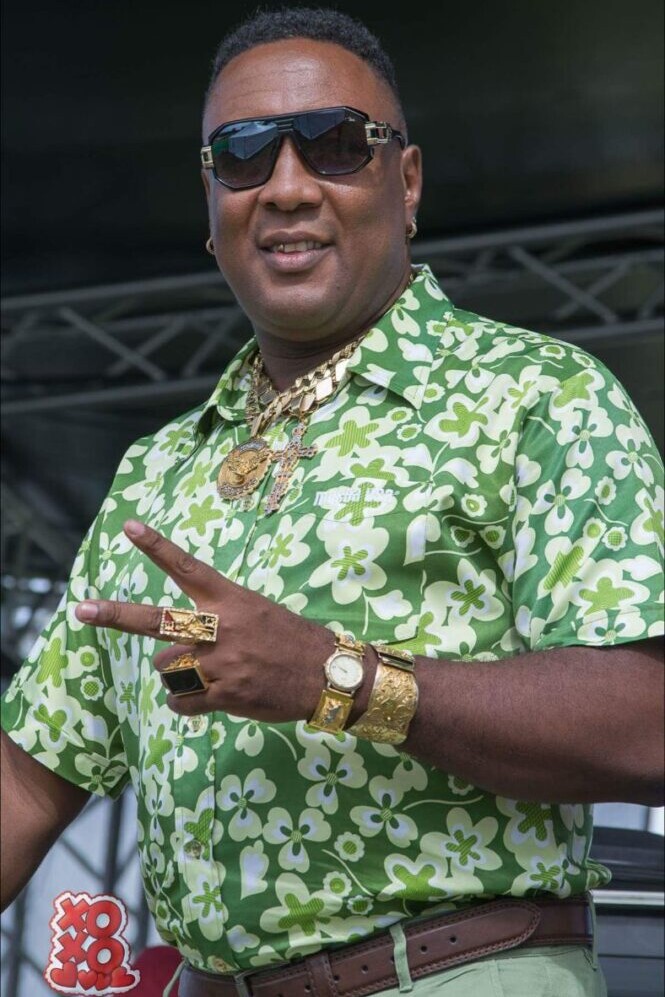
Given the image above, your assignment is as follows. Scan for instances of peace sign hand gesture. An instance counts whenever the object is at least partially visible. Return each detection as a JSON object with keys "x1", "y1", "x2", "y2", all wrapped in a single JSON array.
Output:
[{"x1": 75, "y1": 519, "x2": 333, "y2": 719}]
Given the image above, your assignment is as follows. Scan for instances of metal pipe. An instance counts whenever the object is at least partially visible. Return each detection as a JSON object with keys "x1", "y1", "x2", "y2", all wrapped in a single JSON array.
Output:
[
  {"x1": 546, "y1": 316, "x2": 663, "y2": 345},
  {"x1": 103, "y1": 796, "x2": 125, "y2": 895},
  {"x1": 2, "y1": 374, "x2": 218, "y2": 415},
  {"x1": 4, "y1": 883, "x2": 28, "y2": 997},
  {"x1": 106, "y1": 318, "x2": 187, "y2": 377},
  {"x1": 59, "y1": 307, "x2": 167, "y2": 381},
  {"x1": 2, "y1": 270, "x2": 231, "y2": 312},
  {"x1": 411, "y1": 208, "x2": 664, "y2": 258},
  {"x1": 509, "y1": 245, "x2": 618, "y2": 323}
]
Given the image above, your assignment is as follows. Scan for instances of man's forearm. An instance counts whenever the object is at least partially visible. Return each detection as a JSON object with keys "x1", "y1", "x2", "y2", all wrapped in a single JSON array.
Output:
[
  {"x1": 1, "y1": 731, "x2": 91, "y2": 911},
  {"x1": 399, "y1": 637, "x2": 663, "y2": 804}
]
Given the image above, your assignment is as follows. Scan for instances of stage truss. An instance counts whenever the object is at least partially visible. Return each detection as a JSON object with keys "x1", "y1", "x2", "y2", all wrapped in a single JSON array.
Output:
[{"x1": 3, "y1": 208, "x2": 662, "y2": 417}]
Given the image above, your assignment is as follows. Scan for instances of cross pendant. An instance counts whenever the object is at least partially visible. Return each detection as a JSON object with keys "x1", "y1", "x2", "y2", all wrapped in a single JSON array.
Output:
[{"x1": 264, "y1": 421, "x2": 318, "y2": 514}]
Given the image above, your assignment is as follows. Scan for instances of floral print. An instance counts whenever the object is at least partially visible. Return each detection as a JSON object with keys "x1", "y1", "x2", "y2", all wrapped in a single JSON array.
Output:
[{"x1": 2, "y1": 265, "x2": 662, "y2": 974}]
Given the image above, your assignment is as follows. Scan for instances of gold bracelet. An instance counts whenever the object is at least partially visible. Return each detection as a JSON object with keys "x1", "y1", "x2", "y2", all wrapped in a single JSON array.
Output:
[{"x1": 347, "y1": 647, "x2": 418, "y2": 745}]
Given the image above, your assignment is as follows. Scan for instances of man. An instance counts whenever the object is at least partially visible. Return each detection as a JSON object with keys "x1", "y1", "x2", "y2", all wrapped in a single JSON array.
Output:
[{"x1": 1, "y1": 8, "x2": 663, "y2": 997}]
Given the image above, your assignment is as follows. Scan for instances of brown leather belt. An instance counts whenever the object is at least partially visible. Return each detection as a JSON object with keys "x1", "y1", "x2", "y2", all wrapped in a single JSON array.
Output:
[{"x1": 179, "y1": 895, "x2": 593, "y2": 997}]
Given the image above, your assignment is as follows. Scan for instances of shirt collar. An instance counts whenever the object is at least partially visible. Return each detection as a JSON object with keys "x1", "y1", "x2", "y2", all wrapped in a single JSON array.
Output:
[
  {"x1": 345, "y1": 264, "x2": 450, "y2": 410},
  {"x1": 195, "y1": 338, "x2": 256, "y2": 436},
  {"x1": 195, "y1": 263, "x2": 449, "y2": 435}
]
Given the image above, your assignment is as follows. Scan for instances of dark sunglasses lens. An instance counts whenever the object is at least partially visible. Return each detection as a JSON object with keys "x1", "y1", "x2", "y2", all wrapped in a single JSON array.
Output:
[
  {"x1": 295, "y1": 113, "x2": 370, "y2": 175},
  {"x1": 211, "y1": 120, "x2": 279, "y2": 188}
]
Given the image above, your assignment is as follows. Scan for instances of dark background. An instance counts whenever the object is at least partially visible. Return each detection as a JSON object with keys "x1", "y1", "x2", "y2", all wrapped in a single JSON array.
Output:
[
  {"x1": 1, "y1": 0, "x2": 663, "y2": 599},
  {"x1": 2, "y1": 0, "x2": 663, "y2": 293}
]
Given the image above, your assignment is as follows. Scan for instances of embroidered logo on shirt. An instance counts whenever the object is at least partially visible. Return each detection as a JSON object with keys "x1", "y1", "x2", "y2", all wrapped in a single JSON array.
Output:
[{"x1": 314, "y1": 485, "x2": 396, "y2": 516}]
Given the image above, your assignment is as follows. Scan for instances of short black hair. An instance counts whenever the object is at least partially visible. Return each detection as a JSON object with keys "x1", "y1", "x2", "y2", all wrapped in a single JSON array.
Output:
[{"x1": 205, "y1": 6, "x2": 404, "y2": 121}]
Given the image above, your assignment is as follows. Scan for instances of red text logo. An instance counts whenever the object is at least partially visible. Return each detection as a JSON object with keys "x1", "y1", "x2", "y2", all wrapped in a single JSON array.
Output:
[{"x1": 45, "y1": 891, "x2": 140, "y2": 994}]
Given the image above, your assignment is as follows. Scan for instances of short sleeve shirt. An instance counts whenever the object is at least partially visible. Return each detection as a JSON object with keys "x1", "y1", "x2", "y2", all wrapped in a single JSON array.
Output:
[{"x1": 3, "y1": 265, "x2": 663, "y2": 974}]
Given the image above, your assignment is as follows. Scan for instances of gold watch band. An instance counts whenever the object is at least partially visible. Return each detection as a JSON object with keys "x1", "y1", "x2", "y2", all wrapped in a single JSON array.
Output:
[
  {"x1": 306, "y1": 632, "x2": 366, "y2": 734},
  {"x1": 336, "y1": 633, "x2": 365, "y2": 655},
  {"x1": 347, "y1": 647, "x2": 418, "y2": 744},
  {"x1": 307, "y1": 688, "x2": 355, "y2": 734}
]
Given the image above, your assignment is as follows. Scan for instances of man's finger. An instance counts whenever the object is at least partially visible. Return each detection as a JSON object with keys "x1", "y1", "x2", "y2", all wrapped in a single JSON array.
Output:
[
  {"x1": 123, "y1": 520, "x2": 227, "y2": 600},
  {"x1": 152, "y1": 643, "x2": 208, "y2": 672},
  {"x1": 164, "y1": 691, "x2": 214, "y2": 716},
  {"x1": 76, "y1": 600, "x2": 168, "y2": 639}
]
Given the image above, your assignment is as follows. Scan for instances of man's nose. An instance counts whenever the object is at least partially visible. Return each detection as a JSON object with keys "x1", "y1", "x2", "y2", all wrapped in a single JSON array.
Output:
[{"x1": 257, "y1": 136, "x2": 323, "y2": 210}]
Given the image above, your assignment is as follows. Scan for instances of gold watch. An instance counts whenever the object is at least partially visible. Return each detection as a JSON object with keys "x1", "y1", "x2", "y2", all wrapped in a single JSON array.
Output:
[{"x1": 307, "y1": 634, "x2": 366, "y2": 734}]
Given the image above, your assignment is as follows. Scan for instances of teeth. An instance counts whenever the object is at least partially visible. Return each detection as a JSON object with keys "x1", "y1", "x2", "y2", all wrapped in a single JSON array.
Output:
[{"x1": 270, "y1": 241, "x2": 324, "y2": 253}]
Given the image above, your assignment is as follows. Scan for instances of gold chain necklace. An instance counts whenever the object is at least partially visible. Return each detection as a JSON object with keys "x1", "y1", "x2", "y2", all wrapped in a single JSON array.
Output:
[{"x1": 216, "y1": 334, "x2": 364, "y2": 511}]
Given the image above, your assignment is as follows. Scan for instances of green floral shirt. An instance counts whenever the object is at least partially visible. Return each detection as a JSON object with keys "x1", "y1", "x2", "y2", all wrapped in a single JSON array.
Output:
[{"x1": 2, "y1": 265, "x2": 663, "y2": 974}]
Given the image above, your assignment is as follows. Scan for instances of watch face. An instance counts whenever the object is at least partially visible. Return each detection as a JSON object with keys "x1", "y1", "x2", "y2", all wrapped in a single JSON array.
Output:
[{"x1": 326, "y1": 652, "x2": 364, "y2": 692}]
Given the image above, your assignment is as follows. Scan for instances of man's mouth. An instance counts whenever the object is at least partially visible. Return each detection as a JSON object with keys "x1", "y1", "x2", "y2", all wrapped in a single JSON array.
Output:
[
  {"x1": 267, "y1": 241, "x2": 327, "y2": 254},
  {"x1": 259, "y1": 236, "x2": 332, "y2": 272}
]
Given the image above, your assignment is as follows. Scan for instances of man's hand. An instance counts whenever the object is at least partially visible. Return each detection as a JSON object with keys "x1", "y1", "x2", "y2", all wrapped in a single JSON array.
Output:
[{"x1": 75, "y1": 519, "x2": 334, "y2": 721}]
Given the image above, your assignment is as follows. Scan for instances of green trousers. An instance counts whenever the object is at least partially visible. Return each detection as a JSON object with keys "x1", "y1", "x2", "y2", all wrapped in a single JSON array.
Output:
[
  {"x1": 380, "y1": 944, "x2": 607, "y2": 997},
  {"x1": 165, "y1": 929, "x2": 607, "y2": 997},
  {"x1": 166, "y1": 945, "x2": 606, "y2": 997}
]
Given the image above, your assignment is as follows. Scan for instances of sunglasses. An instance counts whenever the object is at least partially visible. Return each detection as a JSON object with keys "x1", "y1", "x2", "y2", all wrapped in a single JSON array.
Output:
[{"x1": 200, "y1": 105, "x2": 405, "y2": 190}]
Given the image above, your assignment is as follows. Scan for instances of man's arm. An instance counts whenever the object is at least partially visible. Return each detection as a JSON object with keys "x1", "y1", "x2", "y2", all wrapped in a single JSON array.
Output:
[
  {"x1": 397, "y1": 637, "x2": 664, "y2": 805},
  {"x1": 1, "y1": 730, "x2": 91, "y2": 911},
  {"x1": 74, "y1": 522, "x2": 664, "y2": 807}
]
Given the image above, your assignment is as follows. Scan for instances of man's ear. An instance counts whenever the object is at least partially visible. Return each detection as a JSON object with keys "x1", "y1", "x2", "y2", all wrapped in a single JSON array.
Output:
[{"x1": 401, "y1": 144, "x2": 423, "y2": 229}]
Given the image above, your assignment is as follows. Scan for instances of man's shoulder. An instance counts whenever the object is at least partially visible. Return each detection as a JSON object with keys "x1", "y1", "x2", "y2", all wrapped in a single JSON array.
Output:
[
  {"x1": 115, "y1": 338, "x2": 255, "y2": 475},
  {"x1": 102, "y1": 399, "x2": 216, "y2": 507},
  {"x1": 128, "y1": 402, "x2": 207, "y2": 457},
  {"x1": 432, "y1": 301, "x2": 613, "y2": 386}
]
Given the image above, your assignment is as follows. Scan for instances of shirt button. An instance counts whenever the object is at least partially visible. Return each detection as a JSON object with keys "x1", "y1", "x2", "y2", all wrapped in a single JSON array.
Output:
[
  {"x1": 184, "y1": 839, "x2": 203, "y2": 859},
  {"x1": 187, "y1": 716, "x2": 205, "y2": 733}
]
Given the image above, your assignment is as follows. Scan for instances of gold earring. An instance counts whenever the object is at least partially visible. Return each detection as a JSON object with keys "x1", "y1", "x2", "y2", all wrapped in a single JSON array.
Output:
[
  {"x1": 406, "y1": 219, "x2": 418, "y2": 240},
  {"x1": 205, "y1": 236, "x2": 215, "y2": 256}
]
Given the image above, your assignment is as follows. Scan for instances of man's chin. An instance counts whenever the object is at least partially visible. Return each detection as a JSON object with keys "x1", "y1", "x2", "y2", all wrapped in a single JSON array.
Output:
[
  {"x1": 258, "y1": 302, "x2": 355, "y2": 343},
  {"x1": 238, "y1": 280, "x2": 349, "y2": 340}
]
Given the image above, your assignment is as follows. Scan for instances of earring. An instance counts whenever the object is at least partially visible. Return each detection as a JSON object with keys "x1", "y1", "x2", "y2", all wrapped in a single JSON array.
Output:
[
  {"x1": 406, "y1": 219, "x2": 418, "y2": 241},
  {"x1": 205, "y1": 236, "x2": 215, "y2": 256}
]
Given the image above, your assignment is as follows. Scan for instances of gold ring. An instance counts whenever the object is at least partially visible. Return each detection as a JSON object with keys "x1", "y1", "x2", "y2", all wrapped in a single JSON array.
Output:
[
  {"x1": 159, "y1": 608, "x2": 219, "y2": 644},
  {"x1": 161, "y1": 653, "x2": 209, "y2": 697}
]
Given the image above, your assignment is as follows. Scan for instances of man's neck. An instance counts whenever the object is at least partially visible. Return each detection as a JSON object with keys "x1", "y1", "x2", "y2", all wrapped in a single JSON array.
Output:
[{"x1": 256, "y1": 266, "x2": 413, "y2": 392}]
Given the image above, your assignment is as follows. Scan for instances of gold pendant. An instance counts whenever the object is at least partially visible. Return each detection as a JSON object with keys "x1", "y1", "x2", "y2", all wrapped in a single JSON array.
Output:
[
  {"x1": 217, "y1": 437, "x2": 273, "y2": 499},
  {"x1": 264, "y1": 421, "x2": 318, "y2": 514}
]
